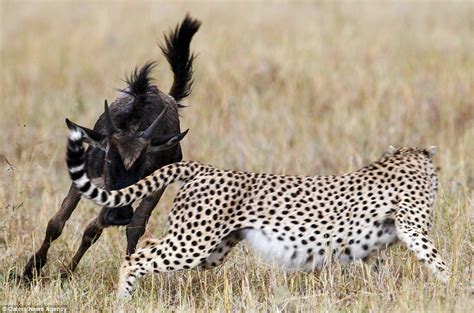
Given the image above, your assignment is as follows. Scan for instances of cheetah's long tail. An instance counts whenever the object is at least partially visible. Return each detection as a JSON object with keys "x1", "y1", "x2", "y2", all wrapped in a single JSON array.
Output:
[{"x1": 65, "y1": 123, "x2": 199, "y2": 207}]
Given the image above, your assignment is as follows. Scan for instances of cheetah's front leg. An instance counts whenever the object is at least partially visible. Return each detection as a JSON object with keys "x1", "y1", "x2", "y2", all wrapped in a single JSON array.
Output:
[
  {"x1": 395, "y1": 207, "x2": 449, "y2": 283},
  {"x1": 117, "y1": 240, "x2": 159, "y2": 299}
]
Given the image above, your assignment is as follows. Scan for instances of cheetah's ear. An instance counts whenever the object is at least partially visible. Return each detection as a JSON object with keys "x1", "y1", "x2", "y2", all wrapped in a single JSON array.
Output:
[
  {"x1": 427, "y1": 146, "x2": 436, "y2": 157},
  {"x1": 386, "y1": 145, "x2": 396, "y2": 154},
  {"x1": 383, "y1": 145, "x2": 397, "y2": 158}
]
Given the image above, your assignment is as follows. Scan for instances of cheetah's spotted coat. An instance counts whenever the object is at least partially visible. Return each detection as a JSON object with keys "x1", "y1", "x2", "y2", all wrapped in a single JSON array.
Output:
[{"x1": 66, "y1": 128, "x2": 449, "y2": 298}]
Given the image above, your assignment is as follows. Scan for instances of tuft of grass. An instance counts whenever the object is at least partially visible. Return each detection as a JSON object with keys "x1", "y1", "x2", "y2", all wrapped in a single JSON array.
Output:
[{"x1": 1, "y1": 1, "x2": 473, "y2": 312}]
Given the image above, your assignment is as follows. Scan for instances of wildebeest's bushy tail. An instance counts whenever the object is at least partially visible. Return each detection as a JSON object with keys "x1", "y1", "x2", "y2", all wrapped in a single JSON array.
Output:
[{"x1": 161, "y1": 14, "x2": 201, "y2": 105}]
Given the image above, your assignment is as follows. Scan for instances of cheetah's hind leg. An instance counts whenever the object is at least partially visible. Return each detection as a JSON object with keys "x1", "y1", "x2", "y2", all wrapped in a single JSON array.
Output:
[
  {"x1": 116, "y1": 233, "x2": 226, "y2": 299},
  {"x1": 199, "y1": 230, "x2": 243, "y2": 269}
]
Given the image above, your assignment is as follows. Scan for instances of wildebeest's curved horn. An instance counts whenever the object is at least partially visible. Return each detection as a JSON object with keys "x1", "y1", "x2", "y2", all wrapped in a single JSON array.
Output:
[
  {"x1": 142, "y1": 106, "x2": 168, "y2": 140},
  {"x1": 104, "y1": 100, "x2": 118, "y2": 135}
]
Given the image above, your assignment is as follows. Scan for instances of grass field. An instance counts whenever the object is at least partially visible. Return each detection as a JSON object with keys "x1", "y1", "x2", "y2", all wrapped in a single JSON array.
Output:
[{"x1": 1, "y1": 1, "x2": 473, "y2": 312}]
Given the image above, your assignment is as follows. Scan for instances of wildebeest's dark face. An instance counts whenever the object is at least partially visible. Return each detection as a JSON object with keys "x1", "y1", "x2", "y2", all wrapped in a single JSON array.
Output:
[{"x1": 66, "y1": 102, "x2": 188, "y2": 191}]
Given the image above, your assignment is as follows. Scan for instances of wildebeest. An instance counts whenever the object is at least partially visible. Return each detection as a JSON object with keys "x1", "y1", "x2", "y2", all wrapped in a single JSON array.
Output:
[{"x1": 22, "y1": 15, "x2": 201, "y2": 281}]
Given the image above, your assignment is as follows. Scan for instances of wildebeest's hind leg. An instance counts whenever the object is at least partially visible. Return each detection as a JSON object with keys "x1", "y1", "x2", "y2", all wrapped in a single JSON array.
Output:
[
  {"x1": 60, "y1": 216, "x2": 106, "y2": 279},
  {"x1": 23, "y1": 184, "x2": 81, "y2": 281},
  {"x1": 125, "y1": 188, "x2": 166, "y2": 255}
]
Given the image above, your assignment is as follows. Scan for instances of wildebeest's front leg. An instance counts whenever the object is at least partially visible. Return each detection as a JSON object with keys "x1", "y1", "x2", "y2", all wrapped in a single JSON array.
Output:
[
  {"x1": 126, "y1": 188, "x2": 166, "y2": 255},
  {"x1": 60, "y1": 190, "x2": 164, "y2": 277},
  {"x1": 23, "y1": 184, "x2": 81, "y2": 281},
  {"x1": 59, "y1": 203, "x2": 134, "y2": 278},
  {"x1": 60, "y1": 216, "x2": 105, "y2": 279}
]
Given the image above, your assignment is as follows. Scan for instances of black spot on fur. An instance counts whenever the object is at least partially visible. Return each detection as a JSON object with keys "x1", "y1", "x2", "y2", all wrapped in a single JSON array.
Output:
[
  {"x1": 69, "y1": 170, "x2": 85, "y2": 181},
  {"x1": 79, "y1": 181, "x2": 91, "y2": 193}
]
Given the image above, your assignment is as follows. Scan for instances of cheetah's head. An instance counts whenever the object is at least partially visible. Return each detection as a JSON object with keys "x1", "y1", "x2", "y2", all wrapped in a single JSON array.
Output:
[{"x1": 382, "y1": 145, "x2": 437, "y2": 159}]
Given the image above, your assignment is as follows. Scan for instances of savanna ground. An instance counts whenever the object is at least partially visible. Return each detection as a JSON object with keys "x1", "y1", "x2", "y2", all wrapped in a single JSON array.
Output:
[{"x1": 1, "y1": 1, "x2": 473, "y2": 312}]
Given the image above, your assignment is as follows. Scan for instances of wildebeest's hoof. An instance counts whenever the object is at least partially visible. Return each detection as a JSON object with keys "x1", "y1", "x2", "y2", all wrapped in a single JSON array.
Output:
[
  {"x1": 60, "y1": 269, "x2": 73, "y2": 280},
  {"x1": 6, "y1": 268, "x2": 23, "y2": 287}
]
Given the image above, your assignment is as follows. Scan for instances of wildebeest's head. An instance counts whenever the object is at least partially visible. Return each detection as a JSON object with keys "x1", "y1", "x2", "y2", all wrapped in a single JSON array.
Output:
[
  {"x1": 64, "y1": 16, "x2": 200, "y2": 226},
  {"x1": 65, "y1": 65, "x2": 188, "y2": 191}
]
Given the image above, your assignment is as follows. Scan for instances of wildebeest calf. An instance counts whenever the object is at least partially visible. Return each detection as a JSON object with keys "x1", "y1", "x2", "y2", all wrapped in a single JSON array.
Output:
[{"x1": 23, "y1": 15, "x2": 201, "y2": 281}]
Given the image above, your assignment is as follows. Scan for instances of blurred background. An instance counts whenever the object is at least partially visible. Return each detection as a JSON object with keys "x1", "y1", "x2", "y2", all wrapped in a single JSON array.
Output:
[{"x1": 1, "y1": 1, "x2": 473, "y2": 311}]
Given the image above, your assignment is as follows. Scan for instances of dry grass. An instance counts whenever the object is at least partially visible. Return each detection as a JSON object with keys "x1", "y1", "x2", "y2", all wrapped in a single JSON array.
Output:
[{"x1": 1, "y1": 1, "x2": 473, "y2": 312}]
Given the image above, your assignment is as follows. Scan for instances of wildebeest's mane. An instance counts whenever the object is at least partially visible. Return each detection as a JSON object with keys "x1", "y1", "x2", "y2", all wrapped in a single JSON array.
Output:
[{"x1": 122, "y1": 61, "x2": 156, "y2": 103}]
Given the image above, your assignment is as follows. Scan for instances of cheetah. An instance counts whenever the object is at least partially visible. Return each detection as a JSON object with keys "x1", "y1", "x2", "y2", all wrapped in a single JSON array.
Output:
[{"x1": 66, "y1": 127, "x2": 449, "y2": 298}]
